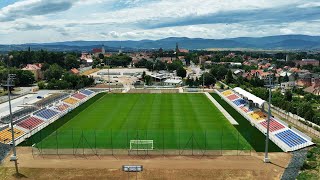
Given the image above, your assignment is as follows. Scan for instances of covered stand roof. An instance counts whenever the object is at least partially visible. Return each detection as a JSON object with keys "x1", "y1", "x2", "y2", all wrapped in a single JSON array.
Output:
[{"x1": 233, "y1": 87, "x2": 266, "y2": 107}]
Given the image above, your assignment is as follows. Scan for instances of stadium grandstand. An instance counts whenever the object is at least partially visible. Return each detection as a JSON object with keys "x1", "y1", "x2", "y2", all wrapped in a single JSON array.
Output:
[
  {"x1": 34, "y1": 93, "x2": 69, "y2": 108},
  {"x1": 216, "y1": 87, "x2": 314, "y2": 152},
  {"x1": 72, "y1": 93, "x2": 87, "y2": 100},
  {"x1": 63, "y1": 97, "x2": 79, "y2": 105},
  {"x1": 0, "y1": 89, "x2": 96, "y2": 162},
  {"x1": 53, "y1": 104, "x2": 70, "y2": 112},
  {"x1": 0, "y1": 106, "x2": 39, "y2": 124}
]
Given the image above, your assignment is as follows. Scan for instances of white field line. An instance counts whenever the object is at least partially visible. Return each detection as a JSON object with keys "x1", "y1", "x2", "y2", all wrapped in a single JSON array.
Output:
[{"x1": 204, "y1": 92, "x2": 239, "y2": 125}]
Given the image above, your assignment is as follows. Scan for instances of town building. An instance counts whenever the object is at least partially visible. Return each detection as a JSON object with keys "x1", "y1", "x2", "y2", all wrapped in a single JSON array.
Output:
[
  {"x1": 295, "y1": 59, "x2": 319, "y2": 66},
  {"x1": 22, "y1": 64, "x2": 43, "y2": 81}
]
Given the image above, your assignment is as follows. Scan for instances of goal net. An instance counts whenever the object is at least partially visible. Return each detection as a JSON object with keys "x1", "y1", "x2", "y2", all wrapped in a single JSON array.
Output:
[{"x1": 130, "y1": 140, "x2": 154, "y2": 150}]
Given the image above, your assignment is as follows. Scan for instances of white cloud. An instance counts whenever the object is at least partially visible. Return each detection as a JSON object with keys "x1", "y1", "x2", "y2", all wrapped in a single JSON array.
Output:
[
  {"x1": 0, "y1": 0, "x2": 319, "y2": 43},
  {"x1": 297, "y1": 2, "x2": 320, "y2": 8}
]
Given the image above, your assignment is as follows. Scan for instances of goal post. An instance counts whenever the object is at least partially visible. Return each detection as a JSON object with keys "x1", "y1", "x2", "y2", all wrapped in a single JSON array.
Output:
[{"x1": 130, "y1": 140, "x2": 154, "y2": 150}]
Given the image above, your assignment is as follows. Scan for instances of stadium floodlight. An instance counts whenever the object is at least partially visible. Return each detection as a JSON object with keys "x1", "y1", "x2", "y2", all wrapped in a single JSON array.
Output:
[
  {"x1": 6, "y1": 74, "x2": 19, "y2": 173},
  {"x1": 107, "y1": 59, "x2": 111, "y2": 92},
  {"x1": 264, "y1": 74, "x2": 274, "y2": 163}
]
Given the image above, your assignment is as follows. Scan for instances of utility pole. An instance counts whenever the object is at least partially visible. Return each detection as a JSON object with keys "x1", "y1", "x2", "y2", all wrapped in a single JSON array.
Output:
[
  {"x1": 264, "y1": 74, "x2": 273, "y2": 163},
  {"x1": 7, "y1": 74, "x2": 19, "y2": 173},
  {"x1": 202, "y1": 72, "x2": 205, "y2": 92},
  {"x1": 108, "y1": 59, "x2": 111, "y2": 92}
]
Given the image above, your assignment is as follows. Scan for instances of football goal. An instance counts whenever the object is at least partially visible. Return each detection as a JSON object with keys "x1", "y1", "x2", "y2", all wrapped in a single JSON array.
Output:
[{"x1": 130, "y1": 140, "x2": 154, "y2": 150}]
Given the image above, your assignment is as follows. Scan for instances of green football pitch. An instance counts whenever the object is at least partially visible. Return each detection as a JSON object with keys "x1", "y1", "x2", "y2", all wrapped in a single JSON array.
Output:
[{"x1": 32, "y1": 93, "x2": 253, "y2": 151}]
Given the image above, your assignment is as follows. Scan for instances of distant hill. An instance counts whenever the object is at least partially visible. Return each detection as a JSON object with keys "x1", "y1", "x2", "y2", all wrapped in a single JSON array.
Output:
[{"x1": 1, "y1": 35, "x2": 320, "y2": 52}]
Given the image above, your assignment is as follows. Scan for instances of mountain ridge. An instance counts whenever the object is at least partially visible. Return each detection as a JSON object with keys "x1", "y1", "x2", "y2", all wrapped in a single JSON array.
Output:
[{"x1": 1, "y1": 35, "x2": 319, "y2": 51}]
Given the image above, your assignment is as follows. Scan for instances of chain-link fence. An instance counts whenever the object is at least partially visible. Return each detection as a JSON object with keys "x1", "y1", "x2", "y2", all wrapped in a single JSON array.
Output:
[{"x1": 27, "y1": 128, "x2": 254, "y2": 157}]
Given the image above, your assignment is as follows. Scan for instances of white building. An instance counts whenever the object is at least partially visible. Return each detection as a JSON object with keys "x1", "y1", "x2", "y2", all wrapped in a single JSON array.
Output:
[{"x1": 164, "y1": 79, "x2": 183, "y2": 86}]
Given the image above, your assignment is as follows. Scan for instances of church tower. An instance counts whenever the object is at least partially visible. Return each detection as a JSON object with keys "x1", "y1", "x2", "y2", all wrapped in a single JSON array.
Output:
[
  {"x1": 102, "y1": 44, "x2": 105, "y2": 54},
  {"x1": 175, "y1": 43, "x2": 179, "y2": 60}
]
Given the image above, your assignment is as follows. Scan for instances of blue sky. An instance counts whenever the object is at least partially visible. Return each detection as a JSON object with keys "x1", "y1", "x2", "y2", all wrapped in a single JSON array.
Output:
[{"x1": 0, "y1": 0, "x2": 319, "y2": 44}]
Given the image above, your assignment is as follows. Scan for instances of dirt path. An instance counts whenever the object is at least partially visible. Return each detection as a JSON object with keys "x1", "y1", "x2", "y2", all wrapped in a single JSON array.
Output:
[{"x1": 0, "y1": 147, "x2": 291, "y2": 180}]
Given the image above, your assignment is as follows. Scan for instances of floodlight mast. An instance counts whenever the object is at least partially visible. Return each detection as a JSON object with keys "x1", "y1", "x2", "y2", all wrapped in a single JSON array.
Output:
[
  {"x1": 264, "y1": 74, "x2": 273, "y2": 163},
  {"x1": 7, "y1": 74, "x2": 19, "y2": 173}
]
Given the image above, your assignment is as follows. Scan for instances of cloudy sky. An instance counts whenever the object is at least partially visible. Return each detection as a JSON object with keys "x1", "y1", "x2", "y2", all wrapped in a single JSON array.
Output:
[{"x1": 0, "y1": 0, "x2": 319, "y2": 44}]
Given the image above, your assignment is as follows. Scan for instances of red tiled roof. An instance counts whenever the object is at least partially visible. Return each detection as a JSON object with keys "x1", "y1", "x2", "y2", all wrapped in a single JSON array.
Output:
[
  {"x1": 93, "y1": 48, "x2": 102, "y2": 53},
  {"x1": 22, "y1": 64, "x2": 42, "y2": 70},
  {"x1": 70, "y1": 68, "x2": 79, "y2": 74}
]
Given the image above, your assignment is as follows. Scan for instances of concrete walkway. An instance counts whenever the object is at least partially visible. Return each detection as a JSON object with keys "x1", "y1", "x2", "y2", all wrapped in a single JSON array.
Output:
[{"x1": 204, "y1": 92, "x2": 239, "y2": 125}]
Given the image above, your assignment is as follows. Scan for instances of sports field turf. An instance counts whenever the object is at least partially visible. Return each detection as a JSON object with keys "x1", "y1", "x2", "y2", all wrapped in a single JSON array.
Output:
[{"x1": 33, "y1": 93, "x2": 252, "y2": 151}]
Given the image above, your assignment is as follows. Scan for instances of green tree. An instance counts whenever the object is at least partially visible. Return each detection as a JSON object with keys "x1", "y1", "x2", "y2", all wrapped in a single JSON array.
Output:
[
  {"x1": 98, "y1": 53, "x2": 104, "y2": 60},
  {"x1": 64, "y1": 54, "x2": 80, "y2": 70},
  {"x1": 304, "y1": 110, "x2": 315, "y2": 121},
  {"x1": 283, "y1": 73, "x2": 289, "y2": 82},
  {"x1": 37, "y1": 81, "x2": 46, "y2": 89},
  {"x1": 44, "y1": 64, "x2": 64, "y2": 80},
  {"x1": 284, "y1": 90, "x2": 293, "y2": 102},
  {"x1": 142, "y1": 71, "x2": 146, "y2": 80},
  {"x1": 46, "y1": 79, "x2": 71, "y2": 89},
  {"x1": 201, "y1": 72, "x2": 216, "y2": 86},
  {"x1": 185, "y1": 77, "x2": 193, "y2": 87},
  {"x1": 145, "y1": 61, "x2": 154, "y2": 71},
  {"x1": 226, "y1": 70, "x2": 234, "y2": 84},
  {"x1": 216, "y1": 66, "x2": 228, "y2": 80},
  {"x1": 135, "y1": 59, "x2": 148, "y2": 68},
  {"x1": 176, "y1": 67, "x2": 187, "y2": 78},
  {"x1": 144, "y1": 75, "x2": 152, "y2": 85},
  {"x1": 154, "y1": 61, "x2": 166, "y2": 71}
]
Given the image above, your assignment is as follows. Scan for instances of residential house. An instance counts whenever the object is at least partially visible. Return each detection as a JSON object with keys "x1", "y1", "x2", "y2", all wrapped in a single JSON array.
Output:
[
  {"x1": 279, "y1": 72, "x2": 295, "y2": 82},
  {"x1": 70, "y1": 68, "x2": 80, "y2": 75},
  {"x1": 295, "y1": 59, "x2": 319, "y2": 66},
  {"x1": 304, "y1": 75, "x2": 320, "y2": 95},
  {"x1": 80, "y1": 53, "x2": 93, "y2": 64},
  {"x1": 22, "y1": 64, "x2": 43, "y2": 81},
  {"x1": 280, "y1": 81, "x2": 296, "y2": 93},
  {"x1": 296, "y1": 73, "x2": 312, "y2": 87}
]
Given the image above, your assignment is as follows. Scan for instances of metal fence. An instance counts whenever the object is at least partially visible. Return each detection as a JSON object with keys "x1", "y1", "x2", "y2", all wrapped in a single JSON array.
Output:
[{"x1": 27, "y1": 128, "x2": 254, "y2": 157}]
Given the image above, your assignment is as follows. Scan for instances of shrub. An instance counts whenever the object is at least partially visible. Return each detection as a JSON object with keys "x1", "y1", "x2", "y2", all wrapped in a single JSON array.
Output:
[
  {"x1": 297, "y1": 171, "x2": 318, "y2": 180},
  {"x1": 302, "y1": 161, "x2": 317, "y2": 170},
  {"x1": 37, "y1": 81, "x2": 46, "y2": 89},
  {"x1": 313, "y1": 126, "x2": 320, "y2": 132},
  {"x1": 306, "y1": 151, "x2": 314, "y2": 159}
]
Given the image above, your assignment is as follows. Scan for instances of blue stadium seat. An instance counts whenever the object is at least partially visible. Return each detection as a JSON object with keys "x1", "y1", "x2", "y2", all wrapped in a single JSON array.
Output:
[
  {"x1": 80, "y1": 90, "x2": 94, "y2": 96},
  {"x1": 275, "y1": 130, "x2": 307, "y2": 148},
  {"x1": 232, "y1": 99, "x2": 246, "y2": 107},
  {"x1": 34, "y1": 109, "x2": 59, "y2": 120}
]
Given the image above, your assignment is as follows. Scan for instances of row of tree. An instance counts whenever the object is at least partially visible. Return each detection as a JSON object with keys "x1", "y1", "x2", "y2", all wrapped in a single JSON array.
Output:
[
  {"x1": 38, "y1": 64, "x2": 94, "y2": 90},
  {"x1": 185, "y1": 64, "x2": 232, "y2": 87},
  {"x1": 135, "y1": 59, "x2": 187, "y2": 78},
  {"x1": 0, "y1": 66, "x2": 35, "y2": 87},
  {"x1": 5, "y1": 50, "x2": 80, "y2": 70}
]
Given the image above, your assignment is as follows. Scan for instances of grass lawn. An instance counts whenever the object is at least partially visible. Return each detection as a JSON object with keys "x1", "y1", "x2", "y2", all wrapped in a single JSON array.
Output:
[{"x1": 26, "y1": 93, "x2": 252, "y2": 151}]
